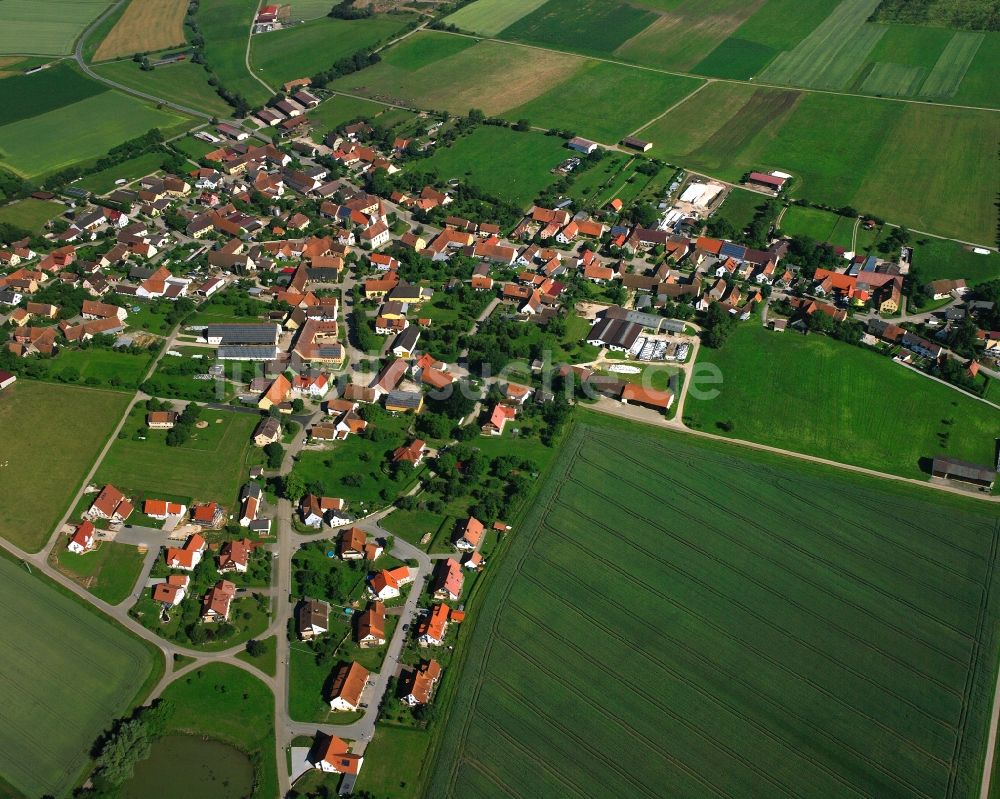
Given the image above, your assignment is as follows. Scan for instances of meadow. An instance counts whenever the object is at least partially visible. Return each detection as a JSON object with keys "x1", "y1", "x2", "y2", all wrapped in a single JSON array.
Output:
[
  {"x1": 94, "y1": 0, "x2": 188, "y2": 60},
  {"x1": 30, "y1": 347, "x2": 155, "y2": 388},
  {"x1": 0, "y1": 197, "x2": 64, "y2": 231},
  {"x1": 94, "y1": 58, "x2": 235, "y2": 117},
  {"x1": 711, "y1": 187, "x2": 767, "y2": 235},
  {"x1": 686, "y1": 322, "x2": 1000, "y2": 478},
  {"x1": 0, "y1": 90, "x2": 190, "y2": 178},
  {"x1": 505, "y1": 60, "x2": 702, "y2": 143},
  {"x1": 307, "y1": 95, "x2": 398, "y2": 138},
  {"x1": 76, "y1": 150, "x2": 165, "y2": 194},
  {"x1": 0, "y1": 556, "x2": 157, "y2": 798},
  {"x1": 332, "y1": 33, "x2": 580, "y2": 118},
  {"x1": 155, "y1": 664, "x2": 278, "y2": 799},
  {"x1": 199, "y1": 0, "x2": 270, "y2": 106},
  {"x1": 355, "y1": 725, "x2": 432, "y2": 799},
  {"x1": 0, "y1": 62, "x2": 106, "y2": 125},
  {"x1": 910, "y1": 237, "x2": 1000, "y2": 285},
  {"x1": 637, "y1": 81, "x2": 999, "y2": 243},
  {"x1": 96, "y1": 404, "x2": 260, "y2": 509},
  {"x1": 420, "y1": 126, "x2": 565, "y2": 208},
  {"x1": 0, "y1": 380, "x2": 131, "y2": 551},
  {"x1": 250, "y1": 14, "x2": 413, "y2": 89},
  {"x1": 444, "y1": 0, "x2": 550, "y2": 35},
  {"x1": 498, "y1": 0, "x2": 658, "y2": 55},
  {"x1": 427, "y1": 418, "x2": 1000, "y2": 799},
  {"x1": 0, "y1": 0, "x2": 112, "y2": 55}
]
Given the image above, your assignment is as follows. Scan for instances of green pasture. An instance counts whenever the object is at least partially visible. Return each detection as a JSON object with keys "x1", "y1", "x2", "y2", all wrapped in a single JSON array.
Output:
[
  {"x1": 498, "y1": 0, "x2": 658, "y2": 55},
  {"x1": 199, "y1": 0, "x2": 270, "y2": 106},
  {"x1": 94, "y1": 59, "x2": 235, "y2": 118},
  {"x1": 0, "y1": 197, "x2": 64, "y2": 232},
  {"x1": 445, "y1": 0, "x2": 549, "y2": 34},
  {"x1": 76, "y1": 150, "x2": 165, "y2": 194},
  {"x1": 56, "y1": 541, "x2": 147, "y2": 604},
  {"x1": 0, "y1": 0, "x2": 112, "y2": 55},
  {"x1": 0, "y1": 62, "x2": 106, "y2": 125}
]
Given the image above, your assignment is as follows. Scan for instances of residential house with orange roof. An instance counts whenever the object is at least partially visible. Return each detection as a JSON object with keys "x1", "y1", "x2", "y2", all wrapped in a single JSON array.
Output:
[
  {"x1": 454, "y1": 516, "x2": 485, "y2": 552},
  {"x1": 311, "y1": 734, "x2": 364, "y2": 775},
  {"x1": 403, "y1": 660, "x2": 442, "y2": 706},
  {"x1": 67, "y1": 520, "x2": 97, "y2": 554},
  {"x1": 432, "y1": 558, "x2": 464, "y2": 601},
  {"x1": 356, "y1": 600, "x2": 386, "y2": 648},
  {"x1": 201, "y1": 579, "x2": 236, "y2": 622},
  {"x1": 328, "y1": 661, "x2": 371, "y2": 711},
  {"x1": 418, "y1": 603, "x2": 451, "y2": 646},
  {"x1": 152, "y1": 574, "x2": 189, "y2": 607}
]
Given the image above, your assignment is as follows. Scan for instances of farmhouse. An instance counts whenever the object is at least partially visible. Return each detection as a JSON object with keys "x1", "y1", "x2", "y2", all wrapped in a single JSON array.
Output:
[
  {"x1": 621, "y1": 384, "x2": 674, "y2": 413},
  {"x1": 328, "y1": 661, "x2": 371, "y2": 711},
  {"x1": 298, "y1": 599, "x2": 330, "y2": 640},
  {"x1": 567, "y1": 137, "x2": 598, "y2": 155},
  {"x1": 621, "y1": 136, "x2": 652, "y2": 152},
  {"x1": 205, "y1": 324, "x2": 280, "y2": 360},
  {"x1": 746, "y1": 171, "x2": 787, "y2": 191},
  {"x1": 586, "y1": 318, "x2": 642, "y2": 353},
  {"x1": 146, "y1": 410, "x2": 178, "y2": 429}
]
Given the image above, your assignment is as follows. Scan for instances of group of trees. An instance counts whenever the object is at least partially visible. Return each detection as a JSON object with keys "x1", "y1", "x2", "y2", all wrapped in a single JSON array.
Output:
[{"x1": 165, "y1": 402, "x2": 203, "y2": 446}]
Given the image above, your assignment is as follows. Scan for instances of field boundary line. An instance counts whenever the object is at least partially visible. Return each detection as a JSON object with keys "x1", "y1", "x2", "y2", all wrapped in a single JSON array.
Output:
[
  {"x1": 431, "y1": 28, "x2": 1000, "y2": 115},
  {"x1": 627, "y1": 77, "x2": 712, "y2": 138}
]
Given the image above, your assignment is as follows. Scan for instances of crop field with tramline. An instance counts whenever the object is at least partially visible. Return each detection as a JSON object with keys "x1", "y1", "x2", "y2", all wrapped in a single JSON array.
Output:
[
  {"x1": 0, "y1": 557, "x2": 156, "y2": 798},
  {"x1": 428, "y1": 416, "x2": 1000, "y2": 798}
]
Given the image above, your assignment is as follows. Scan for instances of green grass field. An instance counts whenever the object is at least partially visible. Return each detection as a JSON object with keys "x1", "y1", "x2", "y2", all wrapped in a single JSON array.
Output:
[
  {"x1": 711, "y1": 187, "x2": 766, "y2": 235},
  {"x1": 427, "y1": 417, "x2": 1000, "y2": 799},
  {"x1": 421, "y1": 126, "x2": 564, "y2": 208},
  {"x1": 952, "y1": 31, "x2": 1000, "y2": 107},
  {"x1": 94, "y1": 59, "x2": 235, "y2": 118},
  {"x1": 686, "y1": 322, "x2": 1000, "y2": 479},
  {"x1": 920, "y1": 31, "x2": 985, "y2": 98},
  {"x1": 308, "y1": 94, "x2": 390, "y2": 136},
  {"x1": 47, "y1": 347, "x2": 154, "y2": 387},
  {"x1": 638, "y1": 81, "x2": 999, "y2": 243},
  {"x1": 156, "y1": 664, "x2": 278, "y2": 799},
  {"x1": 0, "y1": 90, "x2": 190, "y2": 179},
  {"x1": 0, "y1": 380, "x2": 131, "y2": 551},
  {"x1": 76, "y1": 150, "x2": 165, "y2": 194},
  {"x1": 445, "y1": 0, "x2": 549, "y2": 35},
  {"x1": 505, "y1": 60, "x2": 702, "y2": 143},
  {"x1": 498, "y1": 0, "x2": 658, "y2": 55},
  {"x1": 0, "y1": 0, "x2": 113, "y2": 55},
  {"x1": 0, "y1": 556, "x2": 156, "y2": 798},
  {"x1": 0, "y1": 62, "x2": 107, "y2": 125},
  {"x1": 251, "y1": 15, "x2": 412, "y2": 88},
  {"x1": 355, "y1": 725, "x2": 431, "y2": 799},
  {"x1": 96, "y1": 405, "x2": 260, "y2": 509},
  {"x1": 910, "y1": 237, "x2": 1000, "y2": 285},
  {"x1": 0, "y1": 196, "x2": 64, "y2": 231},
  {"x1": 56, "y1": 541, "x2": 147, "y2": 604},
  {"x1": 200, "y1": 0, "x2": 270, "y2": 106}
]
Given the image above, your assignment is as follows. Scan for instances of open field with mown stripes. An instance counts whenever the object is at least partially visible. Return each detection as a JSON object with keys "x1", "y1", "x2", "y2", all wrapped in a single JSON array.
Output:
[{"x1": 428, "y1": 417, "x2": 1000, "y2": 798}]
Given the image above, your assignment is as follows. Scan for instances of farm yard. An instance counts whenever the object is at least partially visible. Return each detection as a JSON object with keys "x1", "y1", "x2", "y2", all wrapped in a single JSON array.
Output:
[
  {"x1": 419, "y1": 125, "x2": 566, "y2": 208},
  {"x1": 427, "y1": 418, "x2": 1000, "y2": 799},
  {"x1": 0, "y1": 381, "x2": 132, "y2": 552},
  {"x1": 685, "y1": 322, "x2": 1000, "y2": 479},
  {"x1": 0, "y1": 90, "x2": 191, "y2": 179},
  {"x1": 93, "y1": 0, "x2": 188, "y2": 60},
  {"x1": 95, "y1": 405, "x2": 261, "y2": 510},
  {"x1": 0, "y1": 0, "x2": 112, "y2": 55},
  {"x1": 636, "y1": 81, "x2": 1000, "y2": 244},
  {"x1": 250, "y1": 14, "x2": 414, "y2": 89},
  {"x1": 0, "y1": 556, "x2": 157, "y2": 798}
]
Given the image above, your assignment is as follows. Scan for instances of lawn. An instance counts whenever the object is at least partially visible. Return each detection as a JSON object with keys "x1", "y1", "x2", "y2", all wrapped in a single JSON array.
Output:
[
  {"x1": 94, "y1": 59, "x2": 235, "y2": 118},
  {"x1": 427, "y1": 417, "x2": 1000, "y2": 799},
  {"x1": 686, "y1": 322, "x2": 1000, "y2": 479},
  {"x1": 420, "y1": 126, "x2": 566, "y2": 208},
  {"x1": 56, "y1": 541, "x2": 147, "y2": 603},
  {"x1": 0, "y1": 61, "x2": 107, "y2": 125},
  {"x1": 0, "y1": 380, "x2": 131, "y2": 551},
  {"x1": 96, "y1": 404, "x2": 260, "y2": 509},
  {"x1": 910, "y1": 236, "x2": 1000, "y2": 286},
  {"x1": 354, "y1": 725, "x2": 432, "y2": 799},
  {"x1": 199, "y1": 0, "x2": 270, "y2": 106},
  {"x1": 308, "y1": 94, "x2": 391, "y2": 137},
  {"x1": 170, "y1": 132, "x2": 220, "y2": 159},
  {"x1": 0, "y1": 90, "x2": 191, "y2": 179},
  {"x1": 235, "y1": 633, "x2": 277, "y2": 676},
  {"x1": 43, "y1": 347, "x2": 155, "y2": 388},
  {"x1": 711, "y1": 187, "x2": 766, "y2": 235},
  {"x1": 332, "y1": 33, "x2": 580, "y2": 118},
  {"x1": 638, "y1": 81, "x2": 999, "y2": 243},
  {"x1": 76, "y1": 150, "x2": 165, "y2": 194},
  {"x1": 0, "y1": 0, "x2": 113, "y2": 55},
  {"x1": 157, "y1": 663, "x2": 278, "y2": 799},
  {"x1": 0, "y1": 196, "x2": 64, "y2": 232},
  {"x1": 251, "y1": 15, "x2": 413, "y2": 89},
  {"x1": 504, "y1": 60, "x2": 703, "y2": 143},
  {"x1": 381, "y1": 507, "x2": 449, "y2": 549},
  {"x1": 0, "y1": 556, "x2": 157, "y2": 798}
]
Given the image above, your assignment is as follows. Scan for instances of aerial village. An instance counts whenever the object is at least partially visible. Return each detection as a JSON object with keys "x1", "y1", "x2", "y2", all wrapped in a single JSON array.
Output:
[{"x1": 3, "y1": 95, "x2": 1000, "y2": 792}]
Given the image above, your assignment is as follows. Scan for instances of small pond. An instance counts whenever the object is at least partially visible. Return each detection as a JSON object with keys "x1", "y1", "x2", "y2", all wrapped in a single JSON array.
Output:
[{"x1": 122, "y1": 734, "x2": 255, "y2": 799}]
